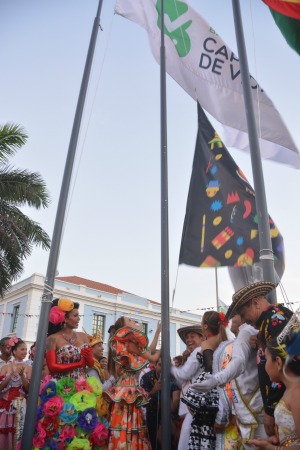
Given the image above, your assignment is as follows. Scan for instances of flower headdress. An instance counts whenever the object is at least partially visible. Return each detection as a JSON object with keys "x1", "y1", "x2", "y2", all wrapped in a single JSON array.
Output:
[
  {"x1": 49, "y1": 298, "x2": 74, "y2": 325},
  {"x1": 7, "y1": 336, "x2": 19, "y2": 348}
]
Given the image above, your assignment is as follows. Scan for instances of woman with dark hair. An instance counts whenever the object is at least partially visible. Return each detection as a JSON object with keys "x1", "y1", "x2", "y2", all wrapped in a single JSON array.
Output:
[
  {"x1": 182, "y1": 310, "x2": 229, "y2": 450},
  {"x1": 249, "y1": 313, "x2": 300, "y2": 449},
  {"x1": 32, "y1": 298, "x2": 109, "y2": 449},
  {"x1": 0, "y1": 337, "x2": 31, "y2": 449},
  {"x1": 103, "y1": 316, "x2": 161, "y2": 449}
]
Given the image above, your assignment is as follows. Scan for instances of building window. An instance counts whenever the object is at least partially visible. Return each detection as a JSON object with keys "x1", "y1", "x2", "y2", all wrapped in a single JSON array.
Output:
[
  {"x1": 140, "y1": 322, "x2": 148, "y2": 335},
  {"x1": 92, "y1": 314, "x2": 105, "y2": 336},
  {"x1": 11, "y1": 305, "x2": 20, "y2": 333}
]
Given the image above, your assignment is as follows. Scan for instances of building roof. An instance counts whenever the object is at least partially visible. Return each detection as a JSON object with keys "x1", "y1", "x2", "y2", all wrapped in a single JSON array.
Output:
[
  {"x1": 56, "y1": 275, "x2": 160, "y2": 305},
  {"x1": 56, "y1": 276, "x2": 128, "y2": 295}
]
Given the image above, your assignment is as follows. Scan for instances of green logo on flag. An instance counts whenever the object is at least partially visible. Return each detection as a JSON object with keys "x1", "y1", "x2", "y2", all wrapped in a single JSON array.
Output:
[{"x1": 156, "y1": 0, "x2": 192, "y2": 57}]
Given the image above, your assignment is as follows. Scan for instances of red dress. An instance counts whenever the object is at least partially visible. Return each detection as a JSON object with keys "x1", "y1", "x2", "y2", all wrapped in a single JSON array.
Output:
[
  {"x1": 103, "y1": 327, "x2": 152, "y2": 450},
  {"x1": 0, "y1": 368, "x2": 28, "y2": 450}
]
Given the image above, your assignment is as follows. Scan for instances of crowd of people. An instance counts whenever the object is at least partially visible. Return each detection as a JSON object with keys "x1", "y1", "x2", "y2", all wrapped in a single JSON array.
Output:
[{"x1": 0, "y1": 280, "x2": 300, "y2": 449}]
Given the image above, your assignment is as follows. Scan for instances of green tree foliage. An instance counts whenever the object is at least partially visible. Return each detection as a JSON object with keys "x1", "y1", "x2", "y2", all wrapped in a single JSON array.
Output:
[{"x1": 0, "y1": 123, "x2": 51, "y2": 296}]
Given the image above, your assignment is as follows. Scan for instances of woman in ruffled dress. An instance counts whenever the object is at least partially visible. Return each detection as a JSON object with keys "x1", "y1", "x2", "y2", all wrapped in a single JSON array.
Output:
[
  {"x1": 32, "y1": 297, "x2": 109, "y2": 449},
  {"x1": 182, "y1": 311, "x2": 229, "y2": 450},
  {"x1": 103, "y1": 316, "x2": 161, "y2": 450},
  {"x1": 0, "y1": 337, "x2": 31, "y2": 450}
]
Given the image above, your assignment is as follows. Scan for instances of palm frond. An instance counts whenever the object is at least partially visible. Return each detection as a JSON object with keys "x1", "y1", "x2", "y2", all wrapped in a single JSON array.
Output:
[
  {"x1": 0, "y1": 167, "x2": 50, "y2": 208},
  {"x1": 0, "y1": 123, "x2": 27, "y2": 162}
]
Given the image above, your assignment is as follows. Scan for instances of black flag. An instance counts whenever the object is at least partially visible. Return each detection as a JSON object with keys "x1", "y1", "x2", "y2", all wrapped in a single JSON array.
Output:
[{"x1": 179, "y1": 104, "x2": 284, "y2": 270}]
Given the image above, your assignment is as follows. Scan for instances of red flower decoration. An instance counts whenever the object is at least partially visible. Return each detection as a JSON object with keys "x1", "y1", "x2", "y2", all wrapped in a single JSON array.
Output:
[
  {"x1": 89, "y1": 422, "x2": 108, "y2": 447},
  {"x1": 41, "y1": 416, "x2": 59, "y2": 438},
  {"x1": 219, "y1": 312, "x2": 229, "y2": 327},
  {"x1": 59, "y1": 425, "x2": 77, "y2": 442},
  {"x1": 43, "y1": 396, "x2": 64, "y2": 417}
]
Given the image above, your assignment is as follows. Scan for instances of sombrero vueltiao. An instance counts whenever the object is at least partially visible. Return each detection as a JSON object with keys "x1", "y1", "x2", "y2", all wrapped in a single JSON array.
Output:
[
  {"x1": 177, "y1": 325, "x2": 203, "y2": 345},
  {"x1": 225, "y1": 281, "x2": 276, "y2": 320}
]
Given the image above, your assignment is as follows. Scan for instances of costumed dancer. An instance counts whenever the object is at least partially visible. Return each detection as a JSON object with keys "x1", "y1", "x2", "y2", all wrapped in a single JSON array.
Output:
[
  {"x1": 103, "y1": 316, "x2": 161, "y2": 450},
  {"x1": 32, "y1": 298, "x2": 109, "y2": 449},
  {"x1": 0, "y1": 337, "x2": 31, "y2": 450},
  {"x1": 249, "y1": 306, "x2": 300, "y2": 449},
  {"x1": 182, "y1": 311, "x2": 228, "y2": 450}
]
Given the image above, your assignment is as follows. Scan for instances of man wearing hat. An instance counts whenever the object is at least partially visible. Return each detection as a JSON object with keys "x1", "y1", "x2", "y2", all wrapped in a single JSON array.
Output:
[
  {"x1": 191, "y1": 314, "x2": 267, "y2": 448},
  {"x1": 171, "y1": 325, "x2": 204, "y2": 450},
  {"x1": 225, "y1": 281, "x2": 292, "y2": 436}
]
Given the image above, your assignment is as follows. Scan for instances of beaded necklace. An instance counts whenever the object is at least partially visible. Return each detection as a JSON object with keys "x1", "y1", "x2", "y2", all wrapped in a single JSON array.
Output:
[{"x1": 61, "y1": 331, "x2": 78, "y2": 345}]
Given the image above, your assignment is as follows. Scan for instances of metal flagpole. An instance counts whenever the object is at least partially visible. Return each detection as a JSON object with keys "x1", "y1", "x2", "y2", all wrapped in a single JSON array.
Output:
[
  {"x1": 231, "y1": 0, "x2": 277, "y2": 303},
  {"x1": 215, "y1": 267, "x2": 220, "y2": 310},
  {"x1": 160, "y1": 0, "x2": 172, "y2": 448},
  {"x1": 21, "y1": 1, "x2": 104, "y2": 448}
]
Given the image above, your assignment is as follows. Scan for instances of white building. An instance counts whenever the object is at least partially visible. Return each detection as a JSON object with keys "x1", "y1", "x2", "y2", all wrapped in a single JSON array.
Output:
[{"x1": 0, "y1": 273, "x2": 202, "y2": 356}]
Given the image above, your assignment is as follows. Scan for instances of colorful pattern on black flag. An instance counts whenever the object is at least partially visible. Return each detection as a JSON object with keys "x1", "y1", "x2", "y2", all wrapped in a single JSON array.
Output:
[{"x1": 179, "y1": 103, "x2": 284, "y2": 268}]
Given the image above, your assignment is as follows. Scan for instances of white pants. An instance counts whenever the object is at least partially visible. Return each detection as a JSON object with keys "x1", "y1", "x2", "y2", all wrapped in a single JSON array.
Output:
[
  {"x1": 240, "y1": 414, "x2": 267, "y2": 450},
  {"x1": 178, "y1": 412, "x2": 193, "y2": 450}
]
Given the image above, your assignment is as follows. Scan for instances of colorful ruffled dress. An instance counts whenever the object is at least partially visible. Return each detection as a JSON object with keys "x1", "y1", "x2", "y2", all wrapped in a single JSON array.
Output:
[
  {"x1": 32, "y1": 344, "x2": 108, "y2": 450},
  {"x1": 103, "y1": 326, "x2": 152, "y2": 450},
  {"x1": 0, "y1": 367, "x2": 28, "y2": 450}
]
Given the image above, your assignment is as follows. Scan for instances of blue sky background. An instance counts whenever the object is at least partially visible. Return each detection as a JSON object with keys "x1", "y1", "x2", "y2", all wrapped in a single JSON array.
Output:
[{"x1": 1, "y1": 0, "x2": 299, "y2": 312}]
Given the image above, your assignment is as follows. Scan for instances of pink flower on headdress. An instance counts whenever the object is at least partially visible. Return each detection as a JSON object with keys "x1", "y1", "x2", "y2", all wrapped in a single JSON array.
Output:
[
  {"x1": 7, "y1": 336, "x2": 18, "y2": 348},
  {"x1": 49, "y1": 306, "x2": 65, "y2": 325}
]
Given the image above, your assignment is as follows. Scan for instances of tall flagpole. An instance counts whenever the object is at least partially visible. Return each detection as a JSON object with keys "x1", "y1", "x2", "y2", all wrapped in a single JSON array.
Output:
[
  {"x1": 215, "y1": 267, "x2": 220, "y2": 310},
  {"x1": 231, "y1": 0, "x2": 276, "y2": 303},
  {"x1": 160, "y1": 0, "x2": 172, "y2": 448},
  {"x1": 21, "y1": 1, "x2": 103, "y2": 448}
]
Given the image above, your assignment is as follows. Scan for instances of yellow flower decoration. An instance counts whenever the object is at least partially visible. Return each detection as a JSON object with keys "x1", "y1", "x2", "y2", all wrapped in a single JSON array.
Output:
[
  {"x1": 67, "y1": 437, "x2": 90, "y2": 450},
  {"x1": 87, "y1": 376, "x2": 102, "y2": 396},
  {"x1": 69, "y1": 390, "x2": 96, "y2": 411},
  {"x1": 58, "y1": 298, "x2": 74, "y2": 312},
  {"x1": 96, "y1": 396, "x2": 109, "y2": 418}
]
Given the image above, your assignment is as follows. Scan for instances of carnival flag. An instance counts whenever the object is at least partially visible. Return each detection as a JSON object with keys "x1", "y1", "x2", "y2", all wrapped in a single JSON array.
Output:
[
  {"x1": 115, "y1": 0, "x2": 300, "y2": 168},
  {"x1": 262, "y1": 0, "x2": 300, "y2": 55},
  {"x1": 179, "y1": 103, "x2": 284, "y2": 269}
]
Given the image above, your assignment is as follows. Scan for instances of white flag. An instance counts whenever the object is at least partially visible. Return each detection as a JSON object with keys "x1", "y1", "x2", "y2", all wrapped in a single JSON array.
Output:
[{"x1": 115, "y1": 0, "x2": 300, "y2": 168}]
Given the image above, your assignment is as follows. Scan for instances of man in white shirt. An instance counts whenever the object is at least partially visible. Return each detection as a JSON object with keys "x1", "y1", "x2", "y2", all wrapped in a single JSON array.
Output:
[
  {"x1": 191, "y1": 317, "x2": 267, "y2": 448},
  {"x1": 171, "y1": 325, "x2": 203, "y2": 450}
]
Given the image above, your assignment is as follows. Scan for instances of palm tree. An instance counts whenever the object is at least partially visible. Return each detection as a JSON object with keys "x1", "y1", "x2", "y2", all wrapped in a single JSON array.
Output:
[{"x1": 0, "y1": 123, "x2": 51, "y2": 296}]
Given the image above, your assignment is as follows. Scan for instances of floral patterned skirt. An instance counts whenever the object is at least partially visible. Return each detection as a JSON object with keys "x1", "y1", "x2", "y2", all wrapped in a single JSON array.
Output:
[
  {"x1": 32, "y1": 374, "x2": 109, "y2": 449},
  {"x1": 108, "y1": 401, "x2": 151, "y2": 450}
]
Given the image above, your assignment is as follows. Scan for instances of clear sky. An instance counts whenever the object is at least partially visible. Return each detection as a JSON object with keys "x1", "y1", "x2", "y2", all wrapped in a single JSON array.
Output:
[{"x1": 1, "y1": 0, "x2": 299, "y2": 313}]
